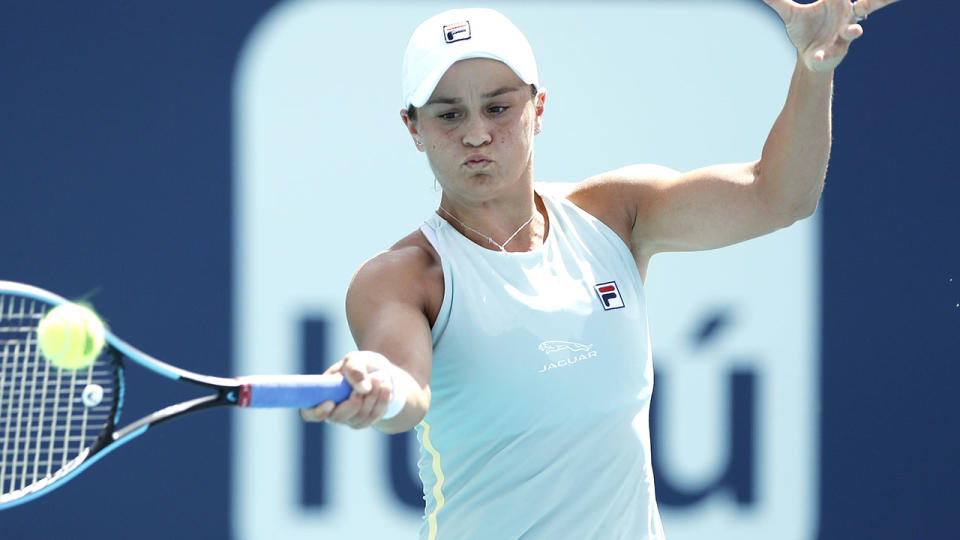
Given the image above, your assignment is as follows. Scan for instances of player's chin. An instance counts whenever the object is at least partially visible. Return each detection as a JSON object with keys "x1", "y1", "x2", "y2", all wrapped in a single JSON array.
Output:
[{"x1": 461, "y1": 170, "x2": 505, "y2": 189}]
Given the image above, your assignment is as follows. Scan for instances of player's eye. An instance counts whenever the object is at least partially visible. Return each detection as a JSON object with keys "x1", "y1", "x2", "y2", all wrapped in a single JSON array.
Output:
[
  {"x1": 437, "y1": 110, "x2": 461, "y2": 121},
  {"x1": 488, "y1": 105, "x2": 508, "y2": 115}
]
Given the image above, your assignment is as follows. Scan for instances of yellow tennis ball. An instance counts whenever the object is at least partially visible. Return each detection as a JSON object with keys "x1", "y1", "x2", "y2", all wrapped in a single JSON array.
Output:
[{"x1": 37, "y1": 303, "x2": 105, "y2": 370}]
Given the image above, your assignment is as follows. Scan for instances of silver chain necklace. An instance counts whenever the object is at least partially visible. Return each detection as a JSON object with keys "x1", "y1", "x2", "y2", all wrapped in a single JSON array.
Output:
[{"x1": 438, "y1": 205, "x2": 537, "y2": 252}]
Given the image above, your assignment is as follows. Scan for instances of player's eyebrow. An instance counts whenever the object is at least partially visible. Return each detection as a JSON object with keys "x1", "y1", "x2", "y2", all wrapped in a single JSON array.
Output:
[
  {"x1": 482, "y1": 86, "x2": 521, "y2": 99},
  {"x1": 423, "y1": 86, "x2": 521, "y2": 106}
]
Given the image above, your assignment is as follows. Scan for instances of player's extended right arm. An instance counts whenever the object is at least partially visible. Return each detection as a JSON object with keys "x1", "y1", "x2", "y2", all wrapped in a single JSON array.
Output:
[{"x1": 299, "y1": 247, "x2": 434, "y2": 434}]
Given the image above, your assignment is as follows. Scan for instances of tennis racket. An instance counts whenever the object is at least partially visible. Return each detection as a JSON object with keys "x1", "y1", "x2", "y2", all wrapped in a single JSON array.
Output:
[{"x1": 0, "y1": 280, "x2": 352, "y2": 510}]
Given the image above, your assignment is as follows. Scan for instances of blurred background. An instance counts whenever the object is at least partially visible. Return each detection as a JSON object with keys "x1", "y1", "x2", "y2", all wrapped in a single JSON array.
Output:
[{"x1": 1, "y1": 1, "x2": 956, "y2": 539}]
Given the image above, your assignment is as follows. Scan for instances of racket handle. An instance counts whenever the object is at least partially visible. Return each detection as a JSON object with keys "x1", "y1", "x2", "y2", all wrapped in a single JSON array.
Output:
[{"x1": 237, "y1": 374, "x2": 353, "y2": 408}]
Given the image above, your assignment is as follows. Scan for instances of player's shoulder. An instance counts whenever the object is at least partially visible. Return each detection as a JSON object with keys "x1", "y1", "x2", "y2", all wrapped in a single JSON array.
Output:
[
  {"x1": 546, "y1": 165, "x2": 679, "y2": 244},
  {"x1": 576, "y1": 163, "x2": 680, "y2": 194},
  {"x1": 577, "y1": 163, "x2": 682, "y2": 203},
  {"x1": 348, "y1": 228, "x2": 442, "y2": 306},
  {"x1": 541, "y1": 164, "x2": 679, "y2": 207}
]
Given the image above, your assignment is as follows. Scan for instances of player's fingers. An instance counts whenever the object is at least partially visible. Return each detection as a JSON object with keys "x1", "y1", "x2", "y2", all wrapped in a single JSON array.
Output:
[
  {"x1": 340, "y1": 355, "x2": 373, "y2": 395},
  {"x1": 327, "y1": 392, "x2": 363, "y2": 423},
  {"x1": 369, "y1": 384, "x2": 392, "y2": 421},
  {"x1": 353, "y1": 377, "x2": 382, "y2": 419},
  {"x1": 840, "y1": 23, "x2": 864, "y2": 42},
  {"x1": 300, "y1": 400, "x2": 335, "y2": 422},
  {"x1": 350, "y1": 379, "x2": 387, "y2": 428},
  {"x1": 348, "y1": 383, "x2": 392, "y2": 429},
  {"x1": 855, "y1": 0, "x2": 900, "y2": 20},
  {"x1": 323, "y1": 359, "x2": 345, "y2": 375}
]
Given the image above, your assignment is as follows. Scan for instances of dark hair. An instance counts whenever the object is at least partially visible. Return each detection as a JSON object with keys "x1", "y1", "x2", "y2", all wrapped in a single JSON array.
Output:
[{"x1": 407, "y1": 84, "x2": 538, "y2": 123}]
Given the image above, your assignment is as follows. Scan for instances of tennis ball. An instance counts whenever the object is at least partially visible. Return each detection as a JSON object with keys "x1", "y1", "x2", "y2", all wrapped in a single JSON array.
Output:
[{"x1": 37, "y1": 303, "x2": 105, "y2": 370}]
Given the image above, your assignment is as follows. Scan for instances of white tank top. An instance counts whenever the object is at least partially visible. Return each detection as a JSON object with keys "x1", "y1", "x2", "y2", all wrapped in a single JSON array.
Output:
[{"x1": 416, "y1": 185, "x2": 664, "y2": 540}]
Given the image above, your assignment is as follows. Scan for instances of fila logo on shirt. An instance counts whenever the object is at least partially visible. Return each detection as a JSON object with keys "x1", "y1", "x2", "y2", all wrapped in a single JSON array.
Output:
[
  {"x1": 594, "y1": 281, "x2": 625, "y2": 310},
  {"x1": 443, "y1": 21, "x2": 471, "y2": 43}
]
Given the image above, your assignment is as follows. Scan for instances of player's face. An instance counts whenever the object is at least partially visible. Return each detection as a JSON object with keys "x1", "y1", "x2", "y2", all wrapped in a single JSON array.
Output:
[{"x1": 405, "y1": 58, "x2": 544, "y2": 203}]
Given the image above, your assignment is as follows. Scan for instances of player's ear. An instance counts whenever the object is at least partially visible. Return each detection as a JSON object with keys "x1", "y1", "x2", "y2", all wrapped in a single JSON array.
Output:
[
  {"x1": 533, "y1": 88, "x2": 546, "y2": 135},
  {"x1": 535, "y1": 88, "x2": 546, "y2": 115},
  {"x1": 400, "y1": 108, "x2": 425, "y2": 152}
]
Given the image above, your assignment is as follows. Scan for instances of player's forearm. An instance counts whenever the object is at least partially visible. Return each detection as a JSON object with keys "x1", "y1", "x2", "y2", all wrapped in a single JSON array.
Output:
[{"x1": 756, "y1": 56, "x2": 834, "y2": 221}]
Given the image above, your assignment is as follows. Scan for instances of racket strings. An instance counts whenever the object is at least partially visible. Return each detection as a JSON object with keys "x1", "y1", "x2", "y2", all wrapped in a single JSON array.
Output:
[{"x1": 0, "y1": 294, "x2": 116, "y2": 498}]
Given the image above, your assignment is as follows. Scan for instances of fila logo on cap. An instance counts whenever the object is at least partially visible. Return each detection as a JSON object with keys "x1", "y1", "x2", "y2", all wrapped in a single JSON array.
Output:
[
  {"x1": 594, "y1": 281, "x2": 625, "y2": 310},
  {"x1": 443, "y1": 21, "x2": 471, "y2": 43}
]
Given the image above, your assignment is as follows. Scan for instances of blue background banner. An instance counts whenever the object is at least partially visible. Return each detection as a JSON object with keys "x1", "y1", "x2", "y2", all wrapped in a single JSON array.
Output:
[{"x1": 1, "y1": 1, "x2": 957, "y2": 539}]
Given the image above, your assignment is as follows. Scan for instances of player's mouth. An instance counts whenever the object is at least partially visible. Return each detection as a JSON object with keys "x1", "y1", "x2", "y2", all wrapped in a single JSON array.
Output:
[{"x1": 463, "y1": 155, "x2": 493, "y2": 169}]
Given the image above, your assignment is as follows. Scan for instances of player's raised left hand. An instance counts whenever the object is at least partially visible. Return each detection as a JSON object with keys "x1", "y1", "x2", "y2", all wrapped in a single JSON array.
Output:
[{"x1": 763, "y1": 0, "x2": 901, "y2": 72}]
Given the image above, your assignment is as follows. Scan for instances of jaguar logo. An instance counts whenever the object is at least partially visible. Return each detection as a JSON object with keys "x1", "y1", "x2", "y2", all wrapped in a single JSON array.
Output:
[{"x1": 537, "y1": 340, "x2": 592, "y2": 354}]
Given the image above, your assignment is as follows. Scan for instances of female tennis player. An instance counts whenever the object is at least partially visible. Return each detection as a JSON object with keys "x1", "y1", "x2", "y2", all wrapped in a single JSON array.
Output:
[{"x1": 301, "y1": 1, "x2": 899, "y2": 538}]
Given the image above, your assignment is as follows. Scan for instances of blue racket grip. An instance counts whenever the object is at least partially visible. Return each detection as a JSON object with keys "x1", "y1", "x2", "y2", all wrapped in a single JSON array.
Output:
[{"x1": 237, "y1": 374, "x2": 353, "y2": 408}]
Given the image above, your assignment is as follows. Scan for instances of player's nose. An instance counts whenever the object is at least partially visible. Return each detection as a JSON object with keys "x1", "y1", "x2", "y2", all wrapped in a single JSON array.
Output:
[{"x1": 461, "y1": 114, "x2": 493, "y2": 147}]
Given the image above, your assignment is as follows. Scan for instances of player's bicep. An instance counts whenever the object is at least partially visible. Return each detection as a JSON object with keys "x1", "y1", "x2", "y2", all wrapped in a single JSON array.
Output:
[{"x1": 627, "y1": 161, "x2": 801, "y2": 256}]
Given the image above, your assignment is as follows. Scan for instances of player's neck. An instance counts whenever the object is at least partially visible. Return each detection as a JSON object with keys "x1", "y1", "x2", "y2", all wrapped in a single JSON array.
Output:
[{"x1": 438, "y1": 189, "x2": 546, "y2": 252}]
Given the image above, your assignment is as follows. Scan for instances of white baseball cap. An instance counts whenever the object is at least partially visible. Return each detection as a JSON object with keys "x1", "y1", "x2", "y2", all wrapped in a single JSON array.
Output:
[{"x1": 401, "y1": 8, "x2": 539, "y2": 109}]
